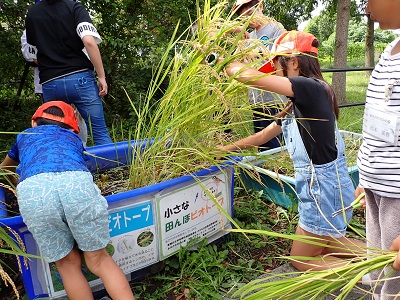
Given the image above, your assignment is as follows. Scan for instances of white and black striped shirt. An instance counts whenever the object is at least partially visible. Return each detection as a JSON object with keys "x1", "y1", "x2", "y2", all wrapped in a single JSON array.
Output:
[{"x1": 358, "y1": 37, "x2": 400, "y2": 197}]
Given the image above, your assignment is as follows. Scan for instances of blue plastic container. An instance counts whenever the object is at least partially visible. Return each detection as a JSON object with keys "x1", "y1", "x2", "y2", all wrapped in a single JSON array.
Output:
[
  {"x1": 0, "y1": 141, "x2": 235, "y2": 299},
  {"x1": 0, "y1": 186, "x2": 7, "y2": 217}
]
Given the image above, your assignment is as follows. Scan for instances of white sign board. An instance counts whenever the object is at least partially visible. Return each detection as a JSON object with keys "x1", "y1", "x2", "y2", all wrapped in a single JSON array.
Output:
[{"x1": 157, "y1": 170, "x2": 232, "y2": 259}]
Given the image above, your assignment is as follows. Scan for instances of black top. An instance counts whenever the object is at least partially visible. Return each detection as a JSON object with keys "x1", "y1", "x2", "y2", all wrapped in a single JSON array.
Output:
[
  {"x1": 26, "y1": 0, "x2": 95, "y2": 83},
  {"x1": 287, "y1": 76, "x2": 337, "y2": 165}
]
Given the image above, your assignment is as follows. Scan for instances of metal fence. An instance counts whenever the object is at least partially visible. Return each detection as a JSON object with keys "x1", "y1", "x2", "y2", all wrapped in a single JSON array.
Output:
[{"x1": 321, "y1": 67, "x2": 374, "y2": 108}]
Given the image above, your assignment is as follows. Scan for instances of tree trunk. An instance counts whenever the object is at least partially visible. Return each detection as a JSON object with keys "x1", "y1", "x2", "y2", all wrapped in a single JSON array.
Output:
[
  {"x1": 365, "y1": 15, "x2": 375, "y2": 77},
  {"x1": 332, "y1": 0, "x2": 351, "y2": 104}
]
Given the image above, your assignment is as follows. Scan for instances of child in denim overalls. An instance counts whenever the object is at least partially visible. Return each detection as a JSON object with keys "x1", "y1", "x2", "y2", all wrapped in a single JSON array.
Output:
[
  {"x1": 0, "y1": 101, "x2": 135, "y2": 299},
  {"x1": 218, "y1": 30, "x2": 365, "y2": 271}
]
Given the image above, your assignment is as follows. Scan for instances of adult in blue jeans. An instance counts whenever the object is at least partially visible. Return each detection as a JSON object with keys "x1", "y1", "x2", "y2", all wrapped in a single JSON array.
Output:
[{"x1": 25, "y1": 0, "x2": 112, "y2": 145}]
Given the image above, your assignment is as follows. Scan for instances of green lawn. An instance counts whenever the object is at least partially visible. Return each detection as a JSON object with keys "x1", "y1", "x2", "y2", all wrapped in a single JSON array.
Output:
[{"x1": 323, "y1": 70, "x2": 370, "y2": 134}]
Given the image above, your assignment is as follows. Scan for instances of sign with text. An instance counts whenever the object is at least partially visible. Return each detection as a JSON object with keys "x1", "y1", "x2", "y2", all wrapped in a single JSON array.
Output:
[
  {"x1": 42, "y1": 200, "x2": 157, "y2": 298},
  {"x1": 108, "y1": 200, "x2": 158, "y2": 273},
  {"x1": 157, "y1": 170, "x2": 232, "y2": 259}
]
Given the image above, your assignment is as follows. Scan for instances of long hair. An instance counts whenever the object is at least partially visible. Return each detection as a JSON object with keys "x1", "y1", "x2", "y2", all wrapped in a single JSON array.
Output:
[{"x1": 275, "y1": 39, "x2": 339, "y2": 119}]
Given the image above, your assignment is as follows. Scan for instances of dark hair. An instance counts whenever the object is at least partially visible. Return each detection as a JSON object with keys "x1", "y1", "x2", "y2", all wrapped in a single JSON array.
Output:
[
  {"x1": 275, "y1": 39, "x2": 339, "y2": 119},
  {"x1": 35, "y1": 106, "x2": 73, "y2": 130},
  {"x1": 236, "y1": 0, "x2": 260, "y2": 15}
]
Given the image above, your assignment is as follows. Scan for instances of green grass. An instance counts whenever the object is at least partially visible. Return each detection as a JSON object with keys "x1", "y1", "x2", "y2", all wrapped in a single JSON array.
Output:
[
  {"x1": 131, "y1": 188, "x2": 296, "y2": 299},
  {"x1": 323, "y1": 70, "x2": 369, "y2": 134}
]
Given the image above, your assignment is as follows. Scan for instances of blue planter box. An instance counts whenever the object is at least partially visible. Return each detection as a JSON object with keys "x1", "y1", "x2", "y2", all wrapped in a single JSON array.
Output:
[
  {"x1": 0, "y1": 141, "x2": 235, "y2": 299},
  {"x1": 238, "y1": 130, "x2": 361, "y2": 211}
]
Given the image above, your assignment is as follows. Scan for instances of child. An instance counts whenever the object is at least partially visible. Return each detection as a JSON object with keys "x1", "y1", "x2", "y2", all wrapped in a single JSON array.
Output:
[
  {"x1": 232, "y1": 0, "x2": 286, "y2": 150},
  {"x1": 25, "y1": 0, "x2": 112, "y2": 145},
  {"x1": 355, "y1": 0, "x2": 400, "y2": 298},
  {"x1": 21, "y1": 28, "x2": 89, "y2": 147},
  {"x1": 0, "y1": 101, "x2": 135, "y2": 300},
  {"x1": 214, "y1": 30, "x2": 365, "y2": 271}
]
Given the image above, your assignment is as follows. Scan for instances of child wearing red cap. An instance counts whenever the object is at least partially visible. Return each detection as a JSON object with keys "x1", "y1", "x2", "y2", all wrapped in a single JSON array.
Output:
[
  {"x1": 0, "y1": 101, "x2": 135, "y2": 300},
  {"x1": 216, "y1": 30, "x2": 365, "y2": 271},
  {"x1": 356, "y1": 0, "x2": 400, "y2": 298}
]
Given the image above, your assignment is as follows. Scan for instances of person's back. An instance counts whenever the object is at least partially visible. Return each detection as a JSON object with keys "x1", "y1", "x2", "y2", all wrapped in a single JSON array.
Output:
[
  {"x1": 26, "y1": 0, "x2": 95, "y2": 84},
  {"x1": 25, "y1": 0, "x2": 113, "y2": 146},
  {"x1": 14, "y1": 125, "x2": 87, "y2": 182}
]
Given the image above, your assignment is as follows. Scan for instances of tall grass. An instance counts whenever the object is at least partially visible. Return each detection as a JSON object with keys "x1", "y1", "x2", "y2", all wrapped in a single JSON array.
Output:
[{"x1": 123, "y1": 0, "x2": 272, "y2": 189}]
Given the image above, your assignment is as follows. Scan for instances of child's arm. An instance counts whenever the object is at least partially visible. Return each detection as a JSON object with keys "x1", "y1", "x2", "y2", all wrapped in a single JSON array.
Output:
[
  {"x1": 224, "y1": 61, "x2": 294, "y2": 97},
  {"x1": 0, "y1": 155, "x2": 19, "y2": 185},
  {"x1": 227, "y1": 26, "x2": 250, "y2": 39},
  {"x1": 354, "y1": 185, "x2": 366, "y2": 208},
  {"x1": 82, "y1": 35, "x2": 107, "y2": 97},
  {"x1": 0, "y1": 155, "x2": 18, "y2": 173},
  {"x1": 218, "y1": 121, "x2": 282, "y2": 151}
]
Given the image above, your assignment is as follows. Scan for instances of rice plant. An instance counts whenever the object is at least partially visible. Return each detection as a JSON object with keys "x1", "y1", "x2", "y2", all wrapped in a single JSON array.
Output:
[
  {"x1": 121, "y1": 0, "x2": 284, "y2": 189},
  {"x1": 226, "y1": 227, "x2": 400, "y2": 299}
]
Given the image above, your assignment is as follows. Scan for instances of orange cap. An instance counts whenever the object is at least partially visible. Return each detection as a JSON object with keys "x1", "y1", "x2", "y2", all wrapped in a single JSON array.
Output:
[
  {"x1": 232, "y1": 0, "x2": 260, "y2": 12},
  {"x1": 259, "y1": 30, "x2": 318, "y2": 73},
  {"x1": 32, "y1": 101, "x2": 80, "y2": 133}
]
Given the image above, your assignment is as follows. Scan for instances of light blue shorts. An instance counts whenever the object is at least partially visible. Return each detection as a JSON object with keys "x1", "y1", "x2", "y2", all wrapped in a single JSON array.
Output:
[
  {"x1": 296, "y1": 161, "x2": 354, "y2": 238},
  {"x1": 17, "y1": 171, "x2": 109, "y2": 262}
]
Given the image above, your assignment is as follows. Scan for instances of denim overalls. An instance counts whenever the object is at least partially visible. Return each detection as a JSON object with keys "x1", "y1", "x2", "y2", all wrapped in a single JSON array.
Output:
[{"x1": 282, "y1": 112, "x2": 354, "y2": 237}]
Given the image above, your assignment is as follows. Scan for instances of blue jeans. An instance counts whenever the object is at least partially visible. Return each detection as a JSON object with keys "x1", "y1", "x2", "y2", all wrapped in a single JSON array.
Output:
[{"x1": 42, "y1": 70, "x2": 113, "y2": 145}]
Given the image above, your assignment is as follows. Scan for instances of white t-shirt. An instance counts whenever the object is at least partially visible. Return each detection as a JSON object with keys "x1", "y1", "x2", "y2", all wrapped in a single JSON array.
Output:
[{"x1": 357, "y1": 37, "x2": 400, "y2": 197}]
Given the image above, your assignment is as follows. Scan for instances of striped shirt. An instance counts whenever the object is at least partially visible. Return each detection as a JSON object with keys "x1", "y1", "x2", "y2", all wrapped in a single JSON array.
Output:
[{"x1": 357, "y1": 37, "x2": 400, "y2": 197}]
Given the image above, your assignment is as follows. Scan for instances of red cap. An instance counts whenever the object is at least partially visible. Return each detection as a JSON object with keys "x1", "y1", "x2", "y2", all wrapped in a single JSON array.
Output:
[
  {"x1": 232, "y1": 0, "x2": 260, "y2": 12},
  {"x1": 258, "y1": 60, "x2": 275, "y2": 73},
  {"x1": 32, "y1": 101, "x2": 80, "y2": 133},
  {"x1": 259, "y1": 30, "x2": 319, "y2": 73}
]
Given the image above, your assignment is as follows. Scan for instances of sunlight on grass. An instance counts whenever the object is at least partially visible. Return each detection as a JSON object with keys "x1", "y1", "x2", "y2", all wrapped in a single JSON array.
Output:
[{"x1": 324, "y1": 71, "x2": 369, "y2": 133}]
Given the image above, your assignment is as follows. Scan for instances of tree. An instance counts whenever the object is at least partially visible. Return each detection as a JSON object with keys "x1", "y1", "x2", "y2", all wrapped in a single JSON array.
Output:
[
  {"x1": 0, "y1": 0, "x2": 32, "y2": 103},
  {"x1": 260, "y1": 0, "x2": 318, "y2": 30},
  {"x1": 364, "y1": 15, "x2": 374, "y2": 77},
  {"x1": 331, "y1": 0, "x2": 351, "y2": 104},
  {"x1": 304, "y1": 12, "x2": 336, "y2": 42},
  {"x1": 0, "y1": 0, "x2": 318, "y2": 119}
]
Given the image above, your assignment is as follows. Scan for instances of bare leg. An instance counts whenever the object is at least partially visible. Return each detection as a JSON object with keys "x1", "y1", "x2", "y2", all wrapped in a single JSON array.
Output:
[
  {"x1": 83, "y1": 248, "x2": 135, "y2": 300},
  {"x1": 55, "y1": 247, "x2": 94, "y2": 300},
  {"x1": 290, "y1": 226, "x2": 366, "y2": 271}
]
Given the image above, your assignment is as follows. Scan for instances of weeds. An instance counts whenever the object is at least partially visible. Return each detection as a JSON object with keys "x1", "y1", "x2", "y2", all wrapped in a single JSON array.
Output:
[{"x1": 131, "y1": 187, "x2": 295, "y2": 299}]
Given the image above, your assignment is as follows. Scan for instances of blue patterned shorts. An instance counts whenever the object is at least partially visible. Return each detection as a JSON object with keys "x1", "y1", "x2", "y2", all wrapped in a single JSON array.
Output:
[{"x1": 17, "y1": 171, "x2": 109, "y2": 262}]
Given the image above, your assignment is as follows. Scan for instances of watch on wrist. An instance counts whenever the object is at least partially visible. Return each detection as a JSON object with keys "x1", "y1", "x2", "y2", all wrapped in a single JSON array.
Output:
[{"x1": 205, "y1": 52, "x2": 219, "y2": 66}]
